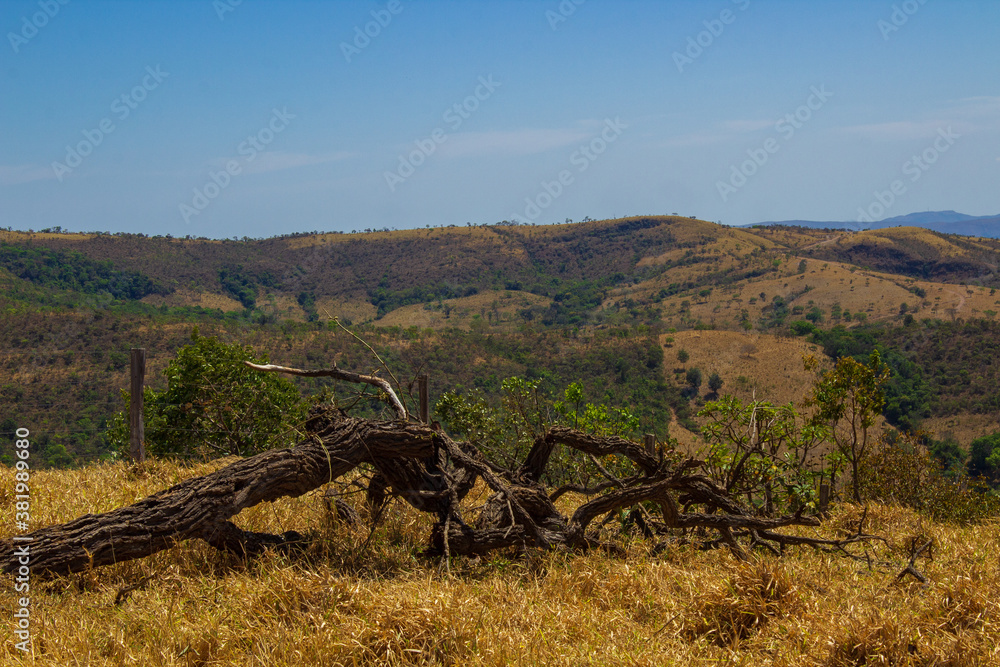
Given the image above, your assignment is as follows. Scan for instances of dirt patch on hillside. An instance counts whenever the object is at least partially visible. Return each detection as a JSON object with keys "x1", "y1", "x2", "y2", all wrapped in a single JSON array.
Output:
[
  {"x1": 314, "y1": 298, "x2": 378, "y2": 324},
  {"x1": 376, "y1": 290, "x2": 550, "y2": 331},
  {"x1": 921, "y1": 412, "x2": 1000, "y2": 446},
  {"x1": 662, "y1": 330, "x2": 830, "y2": 408},
  {"x1": 142, "y1": 289, "x2": 243, "y2": 312}
]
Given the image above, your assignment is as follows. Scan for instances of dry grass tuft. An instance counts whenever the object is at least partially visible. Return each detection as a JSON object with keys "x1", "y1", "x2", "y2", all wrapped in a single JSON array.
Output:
[
  {"x1": 683, "y1": 558, "x2": 798, "y2": 647},
  {"x1": 933, "y1": 579, "x2": 994, "y2": 633},
  {"x1": 826, "y1": 616, "x2": 916, "y2": 666}
]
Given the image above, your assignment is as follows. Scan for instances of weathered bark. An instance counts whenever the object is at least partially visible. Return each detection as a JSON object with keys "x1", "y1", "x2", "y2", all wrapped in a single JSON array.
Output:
[
  {"x1": 1, "y1": 412, "x2": 437, "y2": 577},
  {"x1": 1, "y1": 408, "x2": 848, "y2": 579}
]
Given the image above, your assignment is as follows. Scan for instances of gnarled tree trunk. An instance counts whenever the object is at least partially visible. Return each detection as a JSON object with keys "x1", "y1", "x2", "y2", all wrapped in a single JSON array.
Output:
[
  {"x1": 1, "y1": 412, "x2": 436, "y2": 577},
  {"x1": 1, "y1": 405, "x2": 842, "y2": 579}
]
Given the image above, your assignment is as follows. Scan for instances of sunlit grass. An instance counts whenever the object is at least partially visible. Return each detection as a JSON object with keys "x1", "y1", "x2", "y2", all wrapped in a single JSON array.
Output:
[{"x1": 2, "y1": 460, "x2": 999, "y2": 665}]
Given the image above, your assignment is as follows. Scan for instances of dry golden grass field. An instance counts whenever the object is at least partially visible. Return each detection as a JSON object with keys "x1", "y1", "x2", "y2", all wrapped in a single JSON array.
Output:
[
  {"x1": 658, "y1": 330, "x2": 834, "y2": 453},
  {"x1": 650, "y1": 259, "x2": 1000, "y2": 332},
  {"x1": 142, "y1": 289, "x2": 245, "y2": 313},
  {"x1": 920, "y1": 413, "x2": 1000, "y2": 450},
  {"x1": 662, "y1": 330, "x2": 827, "y2": 407},
  {"x1": 376, "y1": 291, "x2": 551, "y2": 331},
  {"x1": 2, "y1": 459, "x2": 999, "y2": 666},
  {"x1": 0, "y1": 231, "x2": 98, "y2": 244}
]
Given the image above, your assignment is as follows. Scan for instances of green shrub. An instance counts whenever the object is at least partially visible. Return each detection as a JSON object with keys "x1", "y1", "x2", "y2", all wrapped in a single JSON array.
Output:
[
  {"x1": 107, "y1": 331, "x2": 307, "y2": 459},
  {"x1": 859, "y1": 434, "x2": 1000, "y2": 524},
  {"x1": 790, "y1": 320, "x2": 816, "y2": 336},
  {"x1": 968, "y1": 432, "x2": 1000, "y2": 483}
]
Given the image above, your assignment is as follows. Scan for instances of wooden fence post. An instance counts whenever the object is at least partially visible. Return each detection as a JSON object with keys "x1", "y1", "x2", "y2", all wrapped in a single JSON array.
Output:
[
  {"x1": 819, "y1": 481, "x2": 830, "y2": 512},
  {"x1": 418, "y1": 374, "x2": 429, "y2": 424},
  {"x1": 644, "y1": 433, "x2": 656, "y2": 457},
  {"x1": 129, "y1": 348, "x2": 146, "y2": 463}
]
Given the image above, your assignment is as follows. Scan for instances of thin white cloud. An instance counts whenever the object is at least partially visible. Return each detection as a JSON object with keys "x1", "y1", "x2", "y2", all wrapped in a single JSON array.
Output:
[
  {"x1": 0, "y1": 164, "x2": 57, "y2": 185},
  {"x1": 838, "y1": 120, "x2": 950, "y2": 141},
  {"x1": 436, "y1": 127, "x2": 593, "y2": 158},
  {"x1": 837, "y1": 96, "x2": 1000, "y2": 140},
  {"x1": 212, "y1": 151, "x2": 355, "y2": 175},
  {"x1": 661, "y1": 132, "x2": 732, "y2": 148},
  {"x1": 719, "y1": 119, "x2": 773, "y2": 133},
  {"x1": 949, "y1": 96, "x2": 1000, "y2": 116},
  {"x1": 662, "y1": 119, "x2": 776, "y2": 148}
]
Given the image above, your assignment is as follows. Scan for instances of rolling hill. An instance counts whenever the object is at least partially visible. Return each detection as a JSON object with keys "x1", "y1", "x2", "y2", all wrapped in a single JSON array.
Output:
[{"x1": 3, "y1": 215, "x2": 1000, "y2": 466}]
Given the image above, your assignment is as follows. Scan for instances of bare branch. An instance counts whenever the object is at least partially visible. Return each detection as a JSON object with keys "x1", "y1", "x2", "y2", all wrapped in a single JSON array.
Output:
[{"x1": 244, "y1": 361, "x2": 407, "y2": 420}]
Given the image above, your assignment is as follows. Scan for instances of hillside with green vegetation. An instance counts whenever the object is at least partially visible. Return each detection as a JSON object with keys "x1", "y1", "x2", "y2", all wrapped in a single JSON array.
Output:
[
  {"x1": 0, "y1": 308, "x2": 685, "y2": 468},
  {"x1": 2, "y1": 216, "x2": 1000, "y2": 475},
  {"x1": 750, "y1": 225, "x2": 1000, "y2": 286}
]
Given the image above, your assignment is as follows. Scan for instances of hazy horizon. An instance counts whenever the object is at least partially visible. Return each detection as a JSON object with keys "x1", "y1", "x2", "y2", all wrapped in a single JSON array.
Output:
[{"x1": 2, "y1": 0, "x2": 997, "y2": 238}]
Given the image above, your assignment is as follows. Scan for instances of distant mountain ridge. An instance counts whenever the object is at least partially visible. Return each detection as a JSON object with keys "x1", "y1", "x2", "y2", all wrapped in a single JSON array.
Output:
[{"x1": 747, "y1": 211, "x2": 1000, "y2": 239}]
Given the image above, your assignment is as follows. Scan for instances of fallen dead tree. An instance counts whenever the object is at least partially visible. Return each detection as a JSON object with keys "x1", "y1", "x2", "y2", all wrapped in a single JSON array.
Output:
[{"x1": 1, "y1": 362, "x2": 889, "y2": 579}]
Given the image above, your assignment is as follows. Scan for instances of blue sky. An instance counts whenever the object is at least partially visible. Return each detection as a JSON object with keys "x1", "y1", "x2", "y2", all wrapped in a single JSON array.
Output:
[{"x1": 1, "y1": 0, "x2": 997, "y2": 238}]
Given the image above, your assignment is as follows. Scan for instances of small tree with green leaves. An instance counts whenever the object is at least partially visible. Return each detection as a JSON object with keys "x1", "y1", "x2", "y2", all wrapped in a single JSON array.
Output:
[
  {"x1": 707, "y1": 372, "x2": 724, "y2": 396},
  {"x1": 806, "y1": 350, "x2": 891, "y2": 502},
  {"x1": 435, "y1": 377, "x2": 553, "y2": 472},
  {"x1": 968, "y1": 432, "x2": 1000, "y2": 484},
  {"x1": 436, "y1": 378, "x2": 642, "y2": 487},
  {"x1": 108, "y1": 331, "x2": 307, "y2": 459},
  {"x1": 685, "y1": 367, "x2": 703, "y2": 398},
  {"x1": 700, "y1": 396, "x2": 828, "y2": 515}
]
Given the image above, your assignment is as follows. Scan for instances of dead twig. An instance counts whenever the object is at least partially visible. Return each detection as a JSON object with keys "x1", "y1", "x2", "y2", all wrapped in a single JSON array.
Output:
[
  {"x1": 896, "y1": 538, "x2": 933, "y2": 585},
  {"x1": 114, "y1": 574, "x2": 156, "y2": 606},
  {"x1": 245, "y1": 361, "x2": 407, "y2": 420}
]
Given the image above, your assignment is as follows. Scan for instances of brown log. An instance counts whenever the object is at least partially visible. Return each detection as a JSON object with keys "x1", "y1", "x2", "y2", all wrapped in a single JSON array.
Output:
[
  {"x1": 1, "y1": 413, "x2": 436, "y2": 577},
  {"x1": 0, "y1": 408, "x2": 861, "y2": 580},
  {"x1": 0, "y1": 348, "x2": 902, "y2": 582}
]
